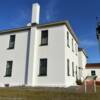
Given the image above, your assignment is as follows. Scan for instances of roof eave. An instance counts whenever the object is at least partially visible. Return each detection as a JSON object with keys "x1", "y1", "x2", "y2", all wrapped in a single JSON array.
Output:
[
  {"x1": 0, "y1": 21, "x2": 79, "y2": 44},
  {"x1": 38, "y1": 21, "x2": 79, "y2": 44},
  {"x1": 0, "y1": 26, "x2": 31, "y2": 35},
  {"x1": 78, "y1": 48, "x2": 88, "y2": 58}
]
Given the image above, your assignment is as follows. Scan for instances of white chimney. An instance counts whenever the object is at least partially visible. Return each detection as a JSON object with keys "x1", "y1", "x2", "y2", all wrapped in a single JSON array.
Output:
[{"x1": 31, "y1": 3, "x2": 40, "y2": 24}]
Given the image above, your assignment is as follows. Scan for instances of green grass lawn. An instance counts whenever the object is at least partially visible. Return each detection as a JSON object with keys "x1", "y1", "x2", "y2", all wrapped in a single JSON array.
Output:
[{"x1": 0, "y1": 86, "x2": 100, "y2": 100}]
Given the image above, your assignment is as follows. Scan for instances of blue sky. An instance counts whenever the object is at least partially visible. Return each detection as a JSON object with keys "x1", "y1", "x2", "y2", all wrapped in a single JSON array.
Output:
[{"x1": 0, "y1": 0, "x2": 99, "y2": 63}]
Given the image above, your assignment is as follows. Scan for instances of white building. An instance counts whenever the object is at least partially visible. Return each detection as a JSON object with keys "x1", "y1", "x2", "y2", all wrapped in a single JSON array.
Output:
[
  {"x1": 0, "y1": 3, "x2": 86, "y2": 87},
  {"x1": 78, "y1": 48, "x2": 87, "y2": 81},
  {"x1": 78, "y1": 48, "x2": 100, "y2": 83},
  {"x1": 85, "y1": 63, "x2": 100, "y2": 81}
]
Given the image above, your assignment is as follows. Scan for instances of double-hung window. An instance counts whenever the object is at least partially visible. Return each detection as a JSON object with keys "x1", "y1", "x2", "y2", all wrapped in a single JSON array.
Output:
[
  {"x1": 5, "y1": 61, "x2": 13, "y2": 77},
  {"x1": 72, "y1": 39, "x2": 74, "y2": 52},
  {"x1": 72, "y1": 62, "x2": 74, "y2": 76},
  {"x1": 75, "y1": 43, "x2": 78, "y2": 55},
  {"x1": 8, "y1": 35, "x2": 16, "y2": 49},
  {"x1": 67, "y1": 59, "x2": 70, "y2": 76},
  {"x1": 41, "y1": 30, "x2": 48, "y2": 45},
  {"x1": 91, "y1": 70, "x2": 96, "y2": 76},
  {"x1": 39, "y1": 59, "x2": 47, "y2": 76},
  {"x1": 67, "y1": 32, "x2": 69, "y2": 47}
]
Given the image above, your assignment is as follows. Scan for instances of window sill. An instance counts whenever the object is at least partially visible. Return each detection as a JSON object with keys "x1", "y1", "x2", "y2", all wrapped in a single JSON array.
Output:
[
  {"x1": 67, "y1": 75, "x2": 70, "y2": 76},
  {"x1": 7, "y1": 47, "x2": 14, "y2": 50},
  {"x1": 40, "y1": 44, "x2": 48, "y2": 46},
  {"x1": 4, "y1": 75, "x2": 11, "y2": 77},
  {"x1": 38, "y1": 74, "x2": 47, "y2": 77},
  {"x1": 67, "y1": 45, "x2": 70, "y2": 48}
]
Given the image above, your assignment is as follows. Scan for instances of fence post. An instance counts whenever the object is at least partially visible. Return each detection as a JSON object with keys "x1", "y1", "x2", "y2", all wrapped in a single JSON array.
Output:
[
  {"x1": 84, "y1": 80, "x2": 87, "y2": 93},
  {"x1": 94, "y1": 80, "x2": 96, "y2": 93}
]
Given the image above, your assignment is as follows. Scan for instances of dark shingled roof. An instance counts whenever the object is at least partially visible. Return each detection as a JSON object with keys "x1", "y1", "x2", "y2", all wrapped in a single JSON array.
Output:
[{"x1": 86, "y1": 63, "x2": 100, "y2": 68}]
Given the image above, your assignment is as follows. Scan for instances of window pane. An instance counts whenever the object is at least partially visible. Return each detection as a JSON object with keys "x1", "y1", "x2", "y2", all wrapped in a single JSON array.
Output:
[
  {"x1": 72, "y1": 39, "x2": 74, "y2": 51},
  {"x1": 67, "y1": 32, "x2": 69, "y2": 47},
  {"x1": 5, "y1": 61, "x2": 13, "y2": 77},
  {"x1": 72, "y1": 62, "x2": 74, "y2": 76},
  {"x1": 9, "y1": 35, "x2": 16, "y2": 49},
  {"x1": 10, "y1": 35, "x2": 15, "y2": 42},
  {"x1": 41, "y1": 30, "x2": 48, "y2": 45},
  {"x1": 75, "y1": 44, "x2": 78, "y2": 55},
  {"x1": 91, "y1": 70, "x2": 96, "y2": 76},
  {"x1": 9, "y1": 42, "x2": 14, "y2": 49},
  {"x1": 67, "y1": 59, "x2": 70, "y2": 76},
  {"x1": 76, "y1": 66, "x2": 77, "y2": 77}
]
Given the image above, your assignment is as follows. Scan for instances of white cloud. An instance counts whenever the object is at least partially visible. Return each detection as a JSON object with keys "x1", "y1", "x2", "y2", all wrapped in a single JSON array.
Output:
[
  {"x1": 9, "y1": 8, "x2": 30, "y2": 27},
  {"x1": 45, "y1": 0, "x2": 59, "y2": 21},
  {"x1": 80, "y1": 39, "x2": 98, "y2": 47}
]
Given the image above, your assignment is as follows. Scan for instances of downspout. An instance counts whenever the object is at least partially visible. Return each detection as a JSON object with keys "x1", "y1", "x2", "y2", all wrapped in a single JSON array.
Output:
[{"x1": 24, "y1": 29, "x2": 31, "y2": 85}]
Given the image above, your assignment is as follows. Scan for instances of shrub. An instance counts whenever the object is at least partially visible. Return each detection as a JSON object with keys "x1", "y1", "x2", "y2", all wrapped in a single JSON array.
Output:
[{"x1": 76, "y1": 80, "x2": 83, "y2": 85}]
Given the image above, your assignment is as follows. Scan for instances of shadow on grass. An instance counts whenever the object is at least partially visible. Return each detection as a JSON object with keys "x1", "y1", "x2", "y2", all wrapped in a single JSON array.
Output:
[{"x1": 0, "y1": 86, "x2": 99, "y2": 100}]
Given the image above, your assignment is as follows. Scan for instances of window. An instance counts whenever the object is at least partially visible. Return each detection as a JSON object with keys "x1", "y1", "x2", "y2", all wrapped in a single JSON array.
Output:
[
  {"x1": 67, "y1": 32, "x2": 69, "y2": 47},
  {"x1": 75, "y1": 43, "x2": 78, "y2": 55},
  {"x1": 72, "y1": 39, "x2": 74, "y2": 52},
  {"x1": 72, "y1": 62, "x2": 74, "y2": 76},
  {"x1": 41, "y1": 30, "x2": 48, "y2": 45},
  {"x1": 91, "y1": 70, "x2": 96, "y2": 76},
  {"x1": 39, "y1": 59, "x2": 47, "y2": 76},
  {"x1": 67, "y1": 59, "x2": 70, "y2": 76},
  {"x1": 8, "y1": 35, "x2": 16, "y2": 49},
  {"x1": 5, "y1": 84, "x2": 9, "y2": 87},
  {"x1": 76, "y1": 66, "x2": 78, "y2": 79},
  {"x1": 5, "y1": 61, "x2": 13, "y2": 77}
]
